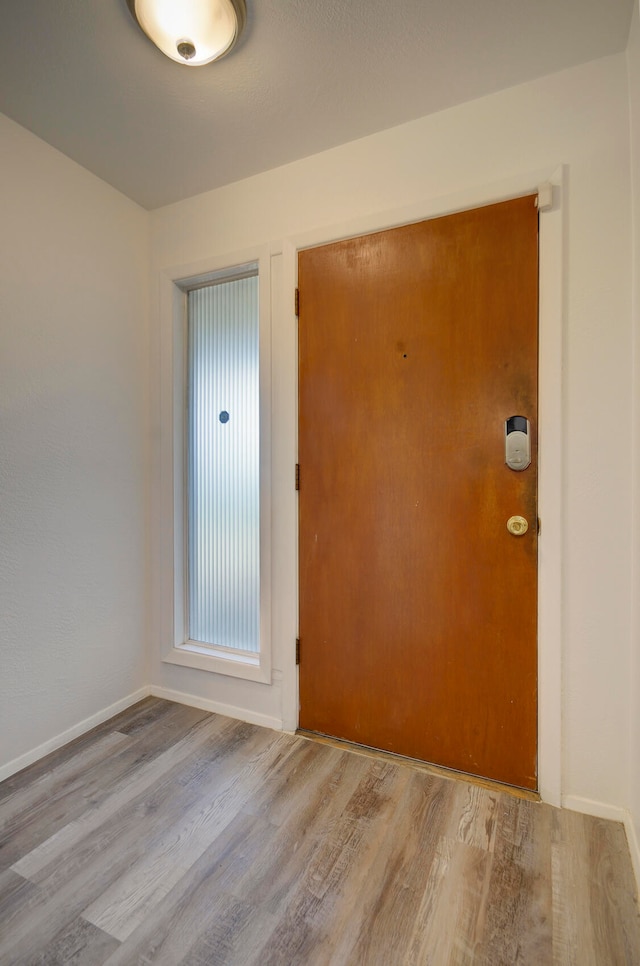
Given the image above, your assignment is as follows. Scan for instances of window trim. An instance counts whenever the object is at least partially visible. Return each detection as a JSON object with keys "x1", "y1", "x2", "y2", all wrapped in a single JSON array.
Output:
[{"x1": 159, "y1": 247, "x2": 272, "y2": 683}]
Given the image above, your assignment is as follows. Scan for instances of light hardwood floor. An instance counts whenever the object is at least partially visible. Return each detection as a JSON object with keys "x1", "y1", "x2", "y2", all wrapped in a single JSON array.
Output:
[{"x1": 1, "y1": 698, "x2": 639, "y2": 965}]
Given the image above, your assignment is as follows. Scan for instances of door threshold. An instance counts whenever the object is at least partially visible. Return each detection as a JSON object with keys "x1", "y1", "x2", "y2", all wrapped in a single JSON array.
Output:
[{"x1": 296, "y1": 729, "x2": 540, "y2": 803}]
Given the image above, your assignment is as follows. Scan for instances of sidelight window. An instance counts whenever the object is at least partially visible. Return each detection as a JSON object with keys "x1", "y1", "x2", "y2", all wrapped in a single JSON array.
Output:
[
  {"x1": 187, "y1": 271, "x2": 260, "y2": 654},
  {"x1": 162, "y1": 252, "x2": 271, "y2": 683}
]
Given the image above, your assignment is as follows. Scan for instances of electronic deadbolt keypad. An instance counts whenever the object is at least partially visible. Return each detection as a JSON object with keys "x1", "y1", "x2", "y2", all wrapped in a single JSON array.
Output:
[{"x1": 505, "y1": 416, "x2": 531, "y2": 471}]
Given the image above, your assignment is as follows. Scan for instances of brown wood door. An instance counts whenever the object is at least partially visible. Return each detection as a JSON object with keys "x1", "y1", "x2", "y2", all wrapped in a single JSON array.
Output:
[{"x1": 298, "y1": 196, "x2": 539, "y2": 790}]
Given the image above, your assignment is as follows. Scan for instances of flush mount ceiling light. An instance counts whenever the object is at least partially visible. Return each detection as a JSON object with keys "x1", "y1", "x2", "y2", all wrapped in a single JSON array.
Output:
[{"x1": 126, "y1": 0, "x2": 246, "y2": 66}]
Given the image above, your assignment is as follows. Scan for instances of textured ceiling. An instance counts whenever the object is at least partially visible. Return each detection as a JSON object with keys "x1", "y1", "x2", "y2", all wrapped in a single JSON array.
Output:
[{"x1": 0, "y1": 0, "x2": 634, "y2": 210}]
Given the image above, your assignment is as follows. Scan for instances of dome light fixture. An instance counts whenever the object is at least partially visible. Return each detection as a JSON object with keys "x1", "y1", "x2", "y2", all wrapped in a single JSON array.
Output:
[{"x1": 126, "y1": 0, "x2": 246, "y2": 67}]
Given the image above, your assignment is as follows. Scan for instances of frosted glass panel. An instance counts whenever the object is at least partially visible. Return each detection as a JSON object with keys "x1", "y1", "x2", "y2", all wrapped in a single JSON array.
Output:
[{"x1": 187, "y1": 275, "x2": 259, "y2": 653}]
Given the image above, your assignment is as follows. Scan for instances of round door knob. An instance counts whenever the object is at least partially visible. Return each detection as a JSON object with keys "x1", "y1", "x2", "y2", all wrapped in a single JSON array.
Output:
[{"x1": 507, "y1": 515, "x2": 528, "y2": 536}]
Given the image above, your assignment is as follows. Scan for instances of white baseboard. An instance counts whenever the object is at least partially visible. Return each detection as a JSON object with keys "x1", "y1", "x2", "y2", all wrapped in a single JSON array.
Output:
[
  {"x1": 0, "y1": 686, "x2": 151, "y2": 784},
  {"x1": 150, "y1": 685, "x2": 283, "y2": 732},
  {"x1": 0, "y1": 684, "x2": 282, "y2": 787},
  {"x1": 624, "y1": 812, "x2": 640, "y2": 896},
  {"x1": 563, "y1": 794, "x2": 640, "y2": 894},
  {"x1": 562, "y1": 794, "x2": 629, "y2": 824}
]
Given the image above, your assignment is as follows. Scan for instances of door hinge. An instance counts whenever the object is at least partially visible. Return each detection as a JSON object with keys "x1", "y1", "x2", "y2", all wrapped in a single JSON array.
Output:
[
  {"x1": 295, "y1": 463, "x2": 300, "y2": 490},
  {"x1": 296, "y1": 638, "x2": 301, "y2": 665},
  {"x1": 537, "y1": 516, "x2": 542, "y2": 535},
  {"x1": 295, "y1": 288, "x2": 300, "y2": 316}
]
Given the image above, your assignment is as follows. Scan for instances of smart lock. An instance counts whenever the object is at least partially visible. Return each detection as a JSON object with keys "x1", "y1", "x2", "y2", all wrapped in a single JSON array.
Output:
[{"x1": 505, "y1": 416, "x2": 531, "y2": 471}]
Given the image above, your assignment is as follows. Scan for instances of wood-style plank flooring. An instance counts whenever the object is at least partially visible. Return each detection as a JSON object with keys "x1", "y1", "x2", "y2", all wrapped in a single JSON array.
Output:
[{"x1": 1, "y1": 697, "x2": 639, "y2": 965}]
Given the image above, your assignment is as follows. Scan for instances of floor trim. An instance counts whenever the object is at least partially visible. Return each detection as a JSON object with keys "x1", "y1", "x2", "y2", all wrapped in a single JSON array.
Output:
[
  {"x1": 625, "y1": 813, "x2": 640, "y2": 896},
  {"x1": 0, "y1": 686, "x2": 151, "y2": 783},
  {"x1": 150, "y1": 685, "x2": 283, "y2": 732},
  {"x1": 562, "y1": 793, "x2": 629, "y2": 824},
  {"x1": 563, "y1": 794, "x2": 640, "y2": 895}
]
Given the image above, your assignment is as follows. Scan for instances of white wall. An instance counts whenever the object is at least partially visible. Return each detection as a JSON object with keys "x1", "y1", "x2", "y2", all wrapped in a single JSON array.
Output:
[
  {"x1": 0, "y1": 115, "x2": 150, "y2": 776},
  {"x1": 628, "y1": 0, "x2": 640, "y2": 878},
  {"x1": 150, "y1": 53, "x2": 633, "y2": 812}
]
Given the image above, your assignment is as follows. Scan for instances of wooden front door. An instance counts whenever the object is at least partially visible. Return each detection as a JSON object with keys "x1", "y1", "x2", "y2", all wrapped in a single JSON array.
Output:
[{"x1": 298, "y1": 196, "x2": 539, "y2": 790}]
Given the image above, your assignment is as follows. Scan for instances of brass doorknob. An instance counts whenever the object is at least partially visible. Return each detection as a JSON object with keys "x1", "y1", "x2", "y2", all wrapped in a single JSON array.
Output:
[{"x1": 507, "y1": 515, "x2": 528, "y2": 536}]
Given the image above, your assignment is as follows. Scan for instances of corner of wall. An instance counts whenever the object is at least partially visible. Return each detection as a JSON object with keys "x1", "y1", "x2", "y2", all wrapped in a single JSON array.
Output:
[{"x1": 626, "y1": 0, "x2": 640, "y2": 897}]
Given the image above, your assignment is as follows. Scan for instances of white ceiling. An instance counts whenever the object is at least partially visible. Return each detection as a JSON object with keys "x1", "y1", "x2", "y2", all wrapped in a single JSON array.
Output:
[{"x1": 0, "y1": 0, "x2": 634, "y2": 210}]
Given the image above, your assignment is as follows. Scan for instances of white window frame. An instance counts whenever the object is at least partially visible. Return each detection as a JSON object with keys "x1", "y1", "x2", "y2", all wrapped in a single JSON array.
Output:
[{"x1": 159, "y1": 247, "x2": 272, "y2": 683}]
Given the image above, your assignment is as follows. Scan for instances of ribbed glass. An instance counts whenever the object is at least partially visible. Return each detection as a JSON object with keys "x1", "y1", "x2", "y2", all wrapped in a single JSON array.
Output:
[{"x1": 187, "y1": 275, "x2": 259, "y2": 653}]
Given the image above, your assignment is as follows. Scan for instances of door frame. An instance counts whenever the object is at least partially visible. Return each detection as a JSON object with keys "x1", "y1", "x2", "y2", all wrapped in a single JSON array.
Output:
[{"x1": 281, "y1": 166, "x2": 565, "y2": 807}]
